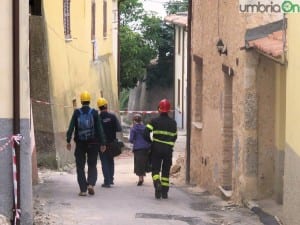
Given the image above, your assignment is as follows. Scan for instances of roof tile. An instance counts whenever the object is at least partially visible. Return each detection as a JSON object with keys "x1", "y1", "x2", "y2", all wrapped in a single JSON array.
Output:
[{"x1": 248, "y1": 30, "x2": 284, "y2": 58}]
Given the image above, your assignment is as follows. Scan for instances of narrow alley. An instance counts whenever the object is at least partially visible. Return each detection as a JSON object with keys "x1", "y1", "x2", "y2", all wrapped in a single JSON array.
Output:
[{"x1": 33, "y1": 132, "x2": 264, "y2": 225}]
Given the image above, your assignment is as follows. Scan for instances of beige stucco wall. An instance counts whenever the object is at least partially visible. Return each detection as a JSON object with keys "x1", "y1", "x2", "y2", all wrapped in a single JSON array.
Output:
[
  {"x1": 0, "y1": 0, "x2": 13, "y2": 118},
  {"x1": 283, "y1": 14, "x2": 300, "y2": 225},
  {"x1": 0, "y1": 0, "x2": 30, "y2": 118}
]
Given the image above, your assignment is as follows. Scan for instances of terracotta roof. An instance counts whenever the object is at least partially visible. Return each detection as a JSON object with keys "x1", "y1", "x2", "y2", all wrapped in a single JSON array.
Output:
[
  {"x1": 247, "y1": 30, "x2": 284, "y2": 58},
  {"x1": 164, "y1": 14, "x2": 188, "y2": 27}
]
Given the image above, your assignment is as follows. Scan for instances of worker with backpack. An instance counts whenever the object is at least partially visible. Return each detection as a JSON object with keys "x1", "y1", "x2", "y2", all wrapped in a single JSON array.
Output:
[{"x1": 66, "y1": 91, "x2": 106, "y2": 196}]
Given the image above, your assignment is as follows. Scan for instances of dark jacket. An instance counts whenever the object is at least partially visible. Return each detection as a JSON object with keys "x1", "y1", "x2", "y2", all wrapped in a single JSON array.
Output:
[
  {"x1": 99, "y1": 111, "x2": 122, "y2": 143},
  {"x1": 144, "y1": 113, "x2": 177, "y2": 148},
  {"x1": 66, "y1": 105, "x2": 106, "y2": 144},
  {"x1": 129, "y1": 123, "x2": 151, "y2": 151}
]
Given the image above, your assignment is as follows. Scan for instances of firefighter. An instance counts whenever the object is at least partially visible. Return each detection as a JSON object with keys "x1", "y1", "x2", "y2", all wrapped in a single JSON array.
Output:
[{"x1": 144, "y1": 99, "x2": 177, "y2": 199}]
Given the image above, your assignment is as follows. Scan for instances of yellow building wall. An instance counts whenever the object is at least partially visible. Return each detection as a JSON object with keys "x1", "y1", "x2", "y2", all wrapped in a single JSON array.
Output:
[
  {"x1": 43, "y1": 0, "x2": 118, "y2": 132},
  {"x1": 283, "y1": 14, "x2": 300, "y2": 225},
  {"x1": 286, "y1": 15, "x2": 300, "y2": 153}
]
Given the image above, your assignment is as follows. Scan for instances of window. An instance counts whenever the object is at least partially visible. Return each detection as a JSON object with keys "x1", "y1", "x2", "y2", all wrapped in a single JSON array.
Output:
[
  {"x1": 91, "y1": 0, "x2": 96, "y2": 41},
  {"x1": 30, "y1": 0, "x2": 42, "y2": 16},
  {"x1": 193, "y1": 55, "x2": 203, "y2": 122},
  {"x1": 63, "y1": 0, "x2": 71, "y2": 40},
  {"x1": 103, "y1": 0, "x2": 107, "y2": 38},
  {"x1": 222, "y1": 71, "x2": 233, "y2": 191}
]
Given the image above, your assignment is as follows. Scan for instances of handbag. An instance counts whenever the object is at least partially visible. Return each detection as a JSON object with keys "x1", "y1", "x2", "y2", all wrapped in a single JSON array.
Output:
[{"x1": 107, "y1": 139, "x2": 123, "y2": 158}]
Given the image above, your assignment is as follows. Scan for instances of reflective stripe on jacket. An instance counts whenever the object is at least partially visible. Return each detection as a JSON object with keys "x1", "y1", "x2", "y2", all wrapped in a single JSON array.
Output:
[{"x1": 144, "y1": 113, "x2": 177, "y2": 147}]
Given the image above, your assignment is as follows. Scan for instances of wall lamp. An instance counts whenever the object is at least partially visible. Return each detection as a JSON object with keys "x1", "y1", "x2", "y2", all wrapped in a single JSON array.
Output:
[{"x1": 216, "y1": 39, "x2": 227, "y2": 55}]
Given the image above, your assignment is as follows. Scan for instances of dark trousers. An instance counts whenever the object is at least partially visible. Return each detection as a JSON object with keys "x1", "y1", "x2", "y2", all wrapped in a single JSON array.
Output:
[
  {"x1": 151, "y1": 143, "x2": 173, "y2": 193},
  {"x1": 99, "y1": 151, "x2": 114, "y2": 185},
  {"x1": 74, "y1": 142, "x2": 99, "y2": 192}
]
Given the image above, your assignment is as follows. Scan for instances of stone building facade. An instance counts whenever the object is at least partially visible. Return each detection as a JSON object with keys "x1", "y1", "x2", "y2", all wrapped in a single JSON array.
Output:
[{"x1": 189, "y1": 0, "x2": 286, "y2": 204}]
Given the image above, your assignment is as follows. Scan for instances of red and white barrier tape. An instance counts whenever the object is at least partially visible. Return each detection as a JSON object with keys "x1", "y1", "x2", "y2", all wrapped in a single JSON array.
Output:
[
  {"x1": 0, "y1": 135, "x2": 22, "y2": 152},
  {"x1": 119, "y1": 110, "x2": 174, "y2": 114},
  {"x1": 11, "y1": 134, "x2": 23, "y2": 225},
  {"x1": 119, "y1": 110, "x2": 159, "y2": 114},
  {"x1": 31, "y1": 98, "x2": 73, "y2": 108},
  {"x1": 0, "y1": 137, "x2": 11, "y2": 152},
  {"x1": 0, "y1": 135, "x2": 23, "y2": 224},
  {"x1": 31, "y1": 98, "x2": 175, "y2": 114}
]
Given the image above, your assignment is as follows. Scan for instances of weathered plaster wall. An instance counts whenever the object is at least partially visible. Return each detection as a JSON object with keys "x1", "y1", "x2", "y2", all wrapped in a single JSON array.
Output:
[
  {"x1": 30, "y1": 16, "x2": 57, "y2": 168},
  {"x1": 190, "y1": 0, "x2": 283, "y2": 202},
  {"x1": 190, "y1": 0, "x2": 247, "y2": 196},
  {"x1": 256, "y1": 56, "x2": 276, "y2": 198}
]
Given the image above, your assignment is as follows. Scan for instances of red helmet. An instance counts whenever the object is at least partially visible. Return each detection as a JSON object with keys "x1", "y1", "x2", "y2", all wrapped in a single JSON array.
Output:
[{"x1": 158, "y1": 99, "x2": 171, "y2": 113}]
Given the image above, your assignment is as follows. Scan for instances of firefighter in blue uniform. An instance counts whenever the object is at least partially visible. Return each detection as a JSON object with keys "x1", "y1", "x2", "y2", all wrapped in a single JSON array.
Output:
[{"x1": 144, "y1": 99, "x2": 177, "y2": 199}]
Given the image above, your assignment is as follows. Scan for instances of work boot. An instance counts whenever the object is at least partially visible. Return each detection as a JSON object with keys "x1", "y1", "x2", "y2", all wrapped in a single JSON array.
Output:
[
  {"x1": 161, "y1": 186, "x2": 169, "y2": 199},
  {"x1": 87, "y1": 185, "x2": 95, "y2": 195},
  {"x1": 162, "y1": 191, "x2": 168, "y2": 199},
  {"x1": 154, "y1": 180, "x2": 162, "y2": 199},
  {"x1": 78, "y1": 192, "x2": 87, "y2": 196}
]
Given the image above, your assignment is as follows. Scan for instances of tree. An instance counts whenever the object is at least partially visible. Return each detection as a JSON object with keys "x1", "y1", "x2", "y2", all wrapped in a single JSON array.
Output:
[
  {"x1": 120, "y1": 25, "x2": 156, "y2": 89},
  {"x1": 119, "y1": 0, "x2": 182, "y2": 90},
  {"x1": 164, "y1": 0, "x2": 189, "y2": 14},
  {"x1": 119, "y1": 0, "x2": 157, "y2": 89}
]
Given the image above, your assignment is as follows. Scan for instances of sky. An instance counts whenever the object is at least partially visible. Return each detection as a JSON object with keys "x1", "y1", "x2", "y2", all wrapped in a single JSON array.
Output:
[{"x1": 142, "y1": 0, "x2": 169, "y2": 18}]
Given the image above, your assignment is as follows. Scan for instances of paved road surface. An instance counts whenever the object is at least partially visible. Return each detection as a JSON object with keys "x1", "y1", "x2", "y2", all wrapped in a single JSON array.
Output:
[{"x1": 33, "y1": 132, "x2": 263, "y2": 225}]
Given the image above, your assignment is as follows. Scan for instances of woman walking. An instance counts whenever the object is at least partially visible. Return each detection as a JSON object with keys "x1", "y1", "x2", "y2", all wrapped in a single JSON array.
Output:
[{"x1": 129, "y1": 114, "x2": 151, "y2": 186}]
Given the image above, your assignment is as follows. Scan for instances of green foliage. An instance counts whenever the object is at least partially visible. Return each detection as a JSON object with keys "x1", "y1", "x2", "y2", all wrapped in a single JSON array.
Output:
[
  {"x1": 119, "y1": 0, "x2": 183, "y2": 90},
  {"x1": 119, "y1": 88, "x2": 130, "y2": 110},
  {"x1": 119, "y1": 0, "x2": 157, "y2": 89},
  {"x1": 119, "y1": 0, "x2": 144, "y2": 28},
  {"x1": 145, "y1": 23, "x2": 174, "y2": 89},
  {"x1": 164, "y1": 0, "x2": 189, "y2": 14},
  {"x1": 120, "y1": 25, "x2": 156, "y2": 89}
]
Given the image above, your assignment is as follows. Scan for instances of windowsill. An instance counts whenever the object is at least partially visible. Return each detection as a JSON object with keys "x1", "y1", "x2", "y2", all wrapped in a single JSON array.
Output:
[
  {"x1": 192, "y1": 121, "x2": 203, "y2": 130},
  {"x1": 65, "y1": 38, "x2": 73, "y2": 43}
]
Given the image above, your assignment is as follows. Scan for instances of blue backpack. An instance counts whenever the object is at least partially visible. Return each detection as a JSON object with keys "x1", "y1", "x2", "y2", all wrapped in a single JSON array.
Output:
[{"x1": 77, "y1": 108, "x2": 95, "y2": 141}]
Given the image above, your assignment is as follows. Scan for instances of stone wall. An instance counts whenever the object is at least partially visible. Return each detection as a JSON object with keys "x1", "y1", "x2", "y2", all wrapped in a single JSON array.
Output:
[{"x1": 30, "y1": 16, "x2": 57, "y2": 168}]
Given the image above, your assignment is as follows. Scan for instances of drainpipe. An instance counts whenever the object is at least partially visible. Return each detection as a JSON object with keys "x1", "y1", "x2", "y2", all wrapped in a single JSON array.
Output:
[
  {"x1": 117, "y1": 0, "x2": 124, "y2": 98},
  {"x1": 185, "y1": 0, "x2": 192, "y2": 184},
  {"x1": 12, "y1": 0, "x2": 20, "y2": 224}
]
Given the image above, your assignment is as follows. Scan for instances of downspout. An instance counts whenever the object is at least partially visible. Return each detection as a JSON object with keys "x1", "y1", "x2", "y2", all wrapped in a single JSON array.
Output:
[
  {"x1": 12, "y1": 0, "x2": 21, "y2": 224},
  {"x1": 186, "y1": 0, "x2": 192, "y2": 184},
  {"x1": 117, "y1": 0, "x2": 124, "y2": 98},
  {"x1": 173, "y1": 25, "x2": 176, "y2": 118}
]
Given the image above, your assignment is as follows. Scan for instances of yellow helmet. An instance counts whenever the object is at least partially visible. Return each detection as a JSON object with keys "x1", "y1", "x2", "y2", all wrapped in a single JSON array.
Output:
[
  {"x1": 80, "y1": 91, "x2": 91, "y2": 102},
  {"x1": 97, "y1": 97, "x2": 108, "y2": 107}
]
